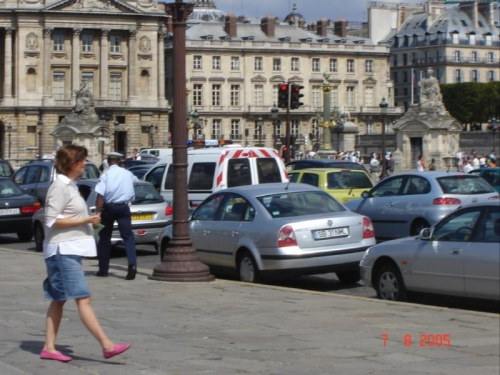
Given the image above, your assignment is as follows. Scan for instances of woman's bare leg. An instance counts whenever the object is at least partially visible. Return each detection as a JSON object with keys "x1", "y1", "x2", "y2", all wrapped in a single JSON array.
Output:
[
  {"x1": 75, "y1": 297, "x2": 114, "y2": 351},
  {"x1": 43, "y1": 300, "x2": 66, "y2": 352}
]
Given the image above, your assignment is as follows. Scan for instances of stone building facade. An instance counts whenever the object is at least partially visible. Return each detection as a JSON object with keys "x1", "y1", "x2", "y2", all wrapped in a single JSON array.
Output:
[{"x1": 0, "y1": 0, "x2": 169, "y2": 164}]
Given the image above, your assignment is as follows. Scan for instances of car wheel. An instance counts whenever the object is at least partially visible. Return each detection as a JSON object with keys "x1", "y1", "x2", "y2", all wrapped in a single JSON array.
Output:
[
  {"x1": 34, "y1": 223, "x2": 44, "y2": 252},
  {"x1": 237, "y1": 250, "x2": 261, "y2": 283},
  {"x1": 336, "y1": 269, "x2": 361, "y2": 284},
  {"x1": 17, "y1": 228, "x2": 33, "y2": 242},
  {"x1": 410, "y1": 219, "x2": 429, "y2": 236},
  {"x1": 375, "y1": 263, "x2": 407, "y2": 301}
]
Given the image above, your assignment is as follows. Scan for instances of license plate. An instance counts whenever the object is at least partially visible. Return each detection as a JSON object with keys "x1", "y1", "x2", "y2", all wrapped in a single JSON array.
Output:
[
  {"x1": 0, "y1": 208, "x2": 20, "y2": 216},
  {"x1": 131, "y1": 213, "x2": 154, "y2": 221},
  {"x1": 313, "y1": 227, "x2": 349, "y2": 240}
]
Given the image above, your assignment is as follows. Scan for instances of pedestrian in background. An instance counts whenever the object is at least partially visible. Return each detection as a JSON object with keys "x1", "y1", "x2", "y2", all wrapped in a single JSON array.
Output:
[
  {"x1": 95, "y1": 152, "x2": 139, "y2": 280},
  {"x1": 41, "y1": 145, "x2": 130, "y2": 363},
  {"x1": 428, "y1": 158, "x2": 436, "y2": 171},
  {"x1": 416, "y1": 155, "x2": 425, "y2": 172},
  {"x1": 370, "y1": 153, "x2": 380, "y2": 183}
]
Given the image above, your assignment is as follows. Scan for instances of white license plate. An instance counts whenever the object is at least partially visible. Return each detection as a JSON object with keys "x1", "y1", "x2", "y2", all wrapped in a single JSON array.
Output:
[
  {"x1": 313, "y1": 227, "x2": 349, "y2": 240},
  {"x1": 0, "y1": 208, "x2": 21, "y2": 216}
]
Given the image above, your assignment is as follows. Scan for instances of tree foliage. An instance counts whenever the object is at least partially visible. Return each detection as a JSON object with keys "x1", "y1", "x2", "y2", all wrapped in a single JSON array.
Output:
[{"x1": 440, "y1": 81, "x2": 500, "y2": 124}]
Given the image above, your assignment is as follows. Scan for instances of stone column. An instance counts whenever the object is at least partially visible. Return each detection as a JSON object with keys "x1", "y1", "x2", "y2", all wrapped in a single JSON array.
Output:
[
  {"x1": 158, "y1": 31, "x2": 166, "y2": 103},
  {"x1": 42, "y1": 27, "x2": 53, "y2": 104},
  {"x1": 3, "y1": 27, "x2": 14, "y2": 100},
  {"x1": 100, "y1": 29, "x2": 109, "y2": 99},
  {"x1": 72, "y1": 28, "x2": 81, "y2": 98},
  {"x1": 128, "y1": 29, "x2": 137, "y2": 103}
]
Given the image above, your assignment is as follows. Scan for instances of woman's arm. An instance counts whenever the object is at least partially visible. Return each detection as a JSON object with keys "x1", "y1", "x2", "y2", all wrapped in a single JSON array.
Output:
[{"x1": 53, "y1": 215, "x2": 100, "y2": 228}]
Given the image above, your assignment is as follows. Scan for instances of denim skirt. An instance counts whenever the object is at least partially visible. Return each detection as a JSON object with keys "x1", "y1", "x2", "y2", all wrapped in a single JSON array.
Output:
[{"x1": 43, "y1": 252, "x2": 90, "y2": 301}]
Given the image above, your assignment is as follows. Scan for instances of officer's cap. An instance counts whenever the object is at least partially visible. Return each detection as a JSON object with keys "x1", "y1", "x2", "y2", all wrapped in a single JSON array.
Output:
[{"x1": 106, "y1": 152, "x2": 123, "y2": 160}]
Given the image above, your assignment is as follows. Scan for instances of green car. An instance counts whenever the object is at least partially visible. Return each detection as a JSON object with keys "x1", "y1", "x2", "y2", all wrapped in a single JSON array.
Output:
[
  {"x1": 288, "y1": 168, "x2": 374, "y2": 203},
  {"x1": 469, "y1": 168, "x2": 500, "y2": 193}
]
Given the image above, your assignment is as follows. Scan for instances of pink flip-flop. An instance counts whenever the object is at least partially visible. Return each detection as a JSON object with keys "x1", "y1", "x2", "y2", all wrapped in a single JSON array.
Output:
[
  {"x1": 103, "y1": 343, "x2": 131, "y2": 359},
  {"x1": 40, "y1": 349, "x2": 72, "y2": 362}
]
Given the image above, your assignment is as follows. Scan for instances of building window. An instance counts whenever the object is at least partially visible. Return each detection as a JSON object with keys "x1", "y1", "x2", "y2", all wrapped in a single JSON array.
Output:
[
  {"x1": 254, "y1": 85, "x2": 263, "y2": 106},
  {"x1": 212, "y1": 56, "x2": 221, "y2": 70},
  {"x1": 346, "y1": 86, "x2": 355, "y2": 107},
  {"x1": 193, "y1": 84, "x2": 203, "y2": 106},
  {"x1": 330, "y1": 87, "x2": 338, "y2": 108},
  {"x1": 82, "y1": 34, "x2": 93, "y2": 52},
  {"x1": 366, "y1": 121, "x2": 373, "y2": 134},
  {"x1": 254, "y1": 56, "x2": 263, "y2": 71},
  {"x1": 454, "y1": 69, "x2": 462, "y2": 83},
  {"x1": 347, "y1": 59, "x2": 355, "y2": 73},
  {"x1": 471, "y1": 51, "x2": 478, "y2": 63},
  {"x1": 230, "y1": 119, "x2": 240, "y2": 139},
  {"x1": 393, "y1": 71, "x2": 398, "y2": 83},
  {"x1": 311, "y1": 86, "x2": 320, "y2": 108},
  {"x1": 365, "y1": 60, "x2": 373, "y2": 73},
  {"x1": 110, "y1": 35, "x2": 121, "y2": 53},
  {"x1": 230, "y1": 85, "x2": 240, "y2": 106},
  {"x1": 27, "y1": 68, "x2": 37, "y2": 92},
  {"x1": 364, "y1": 87, "x2": 373, "y2": 107},
  {"x1": 212, "y1": 84, "x2": 221, "y2": 106},
  {"x1": 193, "y1": 55, "x2": 202, "y2": 70},
  {"x1": 454, "y1": 50, "x2": 461, "y2": 62},
  {"x1": 488, "y1": 70, "x2": 495, "y2": 81},
  {"x1": 329, "y1": 58, "x2": 337, "y2": 72},
  {"x1": 487, "y1": 52, "x2": 495, "y2": 64},
  {"x1": 291, "y1": 120, "x2": 300, "y2": 136},
  {"x1": 469, "y1": 33, "x2": 476, "y2": 45},
  {"x1": 403, "y1": 54, "x2": 408, "y2": 65},
  {"x1": 471, "y1": 70, "x2": 479, "y2": 82},
  {"x1": 312, "y1": 58, "x2": 320, "y2": 72},
  {"x1": 273, "y1": 58, "x2": 281, "y2": 71},
  {"x1": 230, "y1": 56, "x2": 240, "y2": 71},
  {"x1": 212, "y1": 119, "x2": 221, "y2": 139},
  {"x1": 81, "y1": 72, "x2": 94, "y2": 93},
  {"x1": 52, "y1": 71, "x2": 65, "y2": 99},
  {"x1": 53, "y1": 33, "x2": 65, "y2": 52},
  {"x1": 485, "y1": 34, "x2": 492, "y2": 46},
  {"x1": 452, "y1": 32, "x2": 459, "y2": 45},
  {"x1": 275, "y1": 122, "x2": 281, "y2": 137},
  {"x1": 291, "y1": 57, "x2": 300, "y2": 72},
  {"x1": 392, "y1": 55, "x2": 398, "y2": 67},
  {"x1": 109, "y1": 72, "x2": 122, "y2": 100}
]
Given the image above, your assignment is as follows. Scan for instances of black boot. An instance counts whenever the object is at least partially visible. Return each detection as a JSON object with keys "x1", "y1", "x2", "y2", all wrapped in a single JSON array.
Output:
[
  {"x1": 126, "y1": 265, "x2": 137, "y2": 280},
  {"x1": 95, "y1": 270, "x2": 108, "y2": 277}
]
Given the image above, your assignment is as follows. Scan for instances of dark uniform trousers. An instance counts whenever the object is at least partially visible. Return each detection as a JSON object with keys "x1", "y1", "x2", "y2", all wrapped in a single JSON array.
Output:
[{"x1": 98, "y1": 202, "x2": 136, "y2": 273}]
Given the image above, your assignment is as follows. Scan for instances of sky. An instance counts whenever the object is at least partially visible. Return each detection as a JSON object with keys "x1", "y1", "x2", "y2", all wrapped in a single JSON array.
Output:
[{"x1": 215, "y1": 0, "x2": 423, "y2": 22}]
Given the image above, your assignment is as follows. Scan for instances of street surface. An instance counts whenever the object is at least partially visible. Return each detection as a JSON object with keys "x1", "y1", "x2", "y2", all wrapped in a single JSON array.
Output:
[{"x1": 1, "y1": 234, "x2": 497, "y2": 314}]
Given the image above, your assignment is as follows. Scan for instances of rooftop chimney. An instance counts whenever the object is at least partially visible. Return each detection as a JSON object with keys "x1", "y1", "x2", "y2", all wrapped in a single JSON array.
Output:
[
  {"x1": 316, "y1": 20, "x2": 328, "y2": 37},
  {"x1": 224, "y1": 14, "x2": 237, "y2": 38},
  {"x1": 334, "y1": 20, "x2": 349, "y2": 37},
  {"x1": 261, "y1": 16, "x2": 276, "y2": 37}
]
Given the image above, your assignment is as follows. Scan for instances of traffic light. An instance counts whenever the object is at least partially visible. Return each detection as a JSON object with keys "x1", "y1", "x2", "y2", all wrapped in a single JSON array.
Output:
[
  {"x1": 277, "y1": 83, "x2": 289, "y2": 109},
  {"x1": 290, "y1": 84, "x2": 304, "y2": 110}
]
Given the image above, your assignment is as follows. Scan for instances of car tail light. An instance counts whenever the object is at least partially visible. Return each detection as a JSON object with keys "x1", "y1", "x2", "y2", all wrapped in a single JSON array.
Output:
[
  {"x1": 21, "y1": 202, "x2": 41, "y2": 214},
  {"x1": 489, "y1": 195, "x2": 499, "y2": 200},
  {"x1": 278, "y1": 225, "x2": 297, "y2": 247},
  {"x1": 165, "y1": 205, "x2": 173, "y2": 216},
  {"x1": 137, "y1": 230, "x2": 147, "y2": 236},
  {"x1": 433, "y1": 197, "x2": 461, "y2": 205},
  {"x1": 362, "y1": 217, "x2": 375, "y2": 239}
]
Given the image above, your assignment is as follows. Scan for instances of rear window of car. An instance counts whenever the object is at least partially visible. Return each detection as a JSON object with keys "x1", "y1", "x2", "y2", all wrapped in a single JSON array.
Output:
[
  {"x1": 227, "y1": 159, "x2": 251, "y2": 187},
  {"x1": 134, "y1": 184, "x2": 164, "y2": 204},
  {"x1": 0, "y1": 179, "x2": 23, "y2": 197},
  {"x1": 258, "y1": 191, "x2": 345, "y2": 218},
  {"x1": 438, "y1": 176, "x2": 495, "y2": 194},
  {"x1": 0, "y1": 162, "x2": 13, "y2": 177},
  {"x1": 188, "y1": 162, "x2": 216, "y2": 191},
  {"x1": 327, "y1": 171, "x2": 373, "y2": 189},
  {"x1": 257, "y1": 158, "x2": 282, "y2": 183}
]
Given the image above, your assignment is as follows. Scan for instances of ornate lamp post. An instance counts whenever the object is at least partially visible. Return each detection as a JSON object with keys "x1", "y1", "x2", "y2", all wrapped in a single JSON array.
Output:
[
  {"x1": 37, "y1": 116, "x2": 43, "y2": 160},
  {"x1": 488, "y1": 117, "x2": 499, "y2": 153},
  {"x1": 188, "y1": 109, "x2": 199, "y2": 139},
  {"x1": 147, "y1": 123, "x2": 158, "y2": 147},
  {"x1": 6, "y1": 124, "x2": 12, "y2": 158},
  {"x1": 320, "y1": 72, "x2": 333, "y2": 151},
  {"x1": 379, "y1": 98, "x2": 389, "y2": 179},
  {"x1": 151, "y1": 0, "x2": 213, "y2": 282},
  {"x1": 113, "y1": 119, "x2": 119, "y2": 152},
  {"x1": 256, "y1": 117, "x2": 263, "y2": 146},
  {"x1": 270, "y1": 104, "x2": 278, "y2": 150}
]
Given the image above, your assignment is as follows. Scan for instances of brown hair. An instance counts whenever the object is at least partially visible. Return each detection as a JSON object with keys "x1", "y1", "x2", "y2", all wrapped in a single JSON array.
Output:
[{"x1": 54, "y1": 145, "x2": 88, "y2": 175}]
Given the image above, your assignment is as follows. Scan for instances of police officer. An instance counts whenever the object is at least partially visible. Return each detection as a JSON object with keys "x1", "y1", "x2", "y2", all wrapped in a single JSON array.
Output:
[{"x1": 95, "y1": 152, "x2": 139, "y2": 280}]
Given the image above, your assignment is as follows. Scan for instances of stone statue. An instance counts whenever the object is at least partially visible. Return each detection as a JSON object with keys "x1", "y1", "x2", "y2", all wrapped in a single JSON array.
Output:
[
  {"x1": 56, "y1": 83, "x2": 99, "y2": 130},
  {"x1": 73, "y1": 84, "x2": 94, "y2": 115},
  {"x1": 419, "y1": 68, "x2": 443, "y2": 108}
]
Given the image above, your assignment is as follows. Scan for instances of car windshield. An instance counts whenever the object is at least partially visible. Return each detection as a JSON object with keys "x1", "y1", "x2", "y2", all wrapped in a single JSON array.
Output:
[
  {"x1": 0, "y1": 179, "x2": 23, "y2": 197},
  {"x1": 257, "y1": 191, "x2": 345, "y2": 218},
  {"x1": 327, "y1": 171, "x2": 372, "y2": 189},
  {"x1": 0, "y1": 162, "x2": 13, "y2": 177},
  {"x1": 81, "y1": 164, "x2": 100, "y2": 179},
  {"x1": 133, "y1": 184, "x2": 164, "y2": 204},
  {"x1": 438, "y1": 176, "x2": 494, "y2": 194}
]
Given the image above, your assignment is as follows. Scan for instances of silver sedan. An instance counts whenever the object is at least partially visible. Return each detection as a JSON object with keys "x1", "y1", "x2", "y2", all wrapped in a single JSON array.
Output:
[
  {"x1": 158, "y1": 183, "x2": 376, "y2": 283},
  {"x1": 360, "y1": 201, "x2": 500, "y2": 302},
  {"x1": 345, "y1": 171, "x2": 499, "y2": 241}
]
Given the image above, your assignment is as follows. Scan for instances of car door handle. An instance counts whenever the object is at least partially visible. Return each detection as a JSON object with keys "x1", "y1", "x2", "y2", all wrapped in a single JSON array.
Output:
[
  {"x1": 203, "y1": 230, "x2": 210, "y2": 235},
  {"x1": 450, "y1": 248, "x2": 461, "y2": 255},
  {"x1": 385, "y1": 202, "x2": 394, "y2": 208},
  {"x1": 231, "y1": 231, "x2": 239, "y2": 236}
]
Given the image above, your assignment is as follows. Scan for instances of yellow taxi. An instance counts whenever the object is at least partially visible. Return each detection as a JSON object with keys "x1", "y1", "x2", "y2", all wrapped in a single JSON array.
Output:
[{"x1": 288, "y1": 168, "x2": 374, "y2": 203}]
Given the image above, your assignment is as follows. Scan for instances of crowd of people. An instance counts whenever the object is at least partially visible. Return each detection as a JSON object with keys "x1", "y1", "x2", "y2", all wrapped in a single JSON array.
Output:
[{"x1": 454, "y1": 150, "x2": 497, "y2": 172}]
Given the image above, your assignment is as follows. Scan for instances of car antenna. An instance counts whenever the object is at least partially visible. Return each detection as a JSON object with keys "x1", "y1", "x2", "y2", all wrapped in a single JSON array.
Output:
[{"x1": 284, "y1": 180, "x2": 291, "y2": 190}]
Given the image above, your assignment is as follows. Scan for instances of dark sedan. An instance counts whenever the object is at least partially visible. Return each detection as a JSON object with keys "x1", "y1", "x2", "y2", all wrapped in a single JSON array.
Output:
[{"x1": 0, "y1": 177, "x2": 41, "y2": 241}]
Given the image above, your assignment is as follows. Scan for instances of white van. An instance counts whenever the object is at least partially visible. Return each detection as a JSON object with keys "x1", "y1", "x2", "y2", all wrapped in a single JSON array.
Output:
[
  {"x1": 143, "y1": 147, "x2": 288, "y2": 208},
  {"x1": 139, "y1": 148, "x2": 172, "y2": 159}
]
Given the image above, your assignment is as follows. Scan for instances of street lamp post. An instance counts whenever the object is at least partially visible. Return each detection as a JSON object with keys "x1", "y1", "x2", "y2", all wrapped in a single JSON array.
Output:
[
  {"x1": 188, "y1": 109, "x2": 199, "y2": 139},
  {"x1": 6, "y1": 124, "x2": 12, "y2": 158},
  {"x1": 148, "y1": 123, "x2": 158, "y2": 147},
  {"x1": 488, "y1": 117, "x2": 499, "y2": 153},
  {"x1": 257, "y1": 117, "x2": 263, "y2": 146},
  {"x1": 113, "y1": 120, "x2": 119, "y2": 152},
  {"x1": 151, "y1": 0, "x2": 213, "y2": 282},
  {"x1": 37, "y1": 116, "x2": 43, "y2": 160},
  {"x1": 320, "y1": 72, "x2": 333, "y2": 151},
  {"x1": 271, "y1": 104, "x2": 278, "y2": 150},
  {"x1": 379, "y1": 98, "x2": 389, "y2": 179}
]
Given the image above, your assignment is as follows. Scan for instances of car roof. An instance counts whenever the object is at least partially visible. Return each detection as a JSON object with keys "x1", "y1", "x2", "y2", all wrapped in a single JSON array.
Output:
[
  {"x1": 287, "y1": 159, "x2": 355, "y2": 165},
  {"x1": 77, "y1": 178, "x2": 152, "y2": 187},
  {"x1": 392, "y1": 171, "x2": 472, "y2": 178},
  {"x1": 222, "y1": 182, "x2": 320, "y2": 196},
  {"x1": 289, "y1": 168, "x2": 367, "y2": 174}
]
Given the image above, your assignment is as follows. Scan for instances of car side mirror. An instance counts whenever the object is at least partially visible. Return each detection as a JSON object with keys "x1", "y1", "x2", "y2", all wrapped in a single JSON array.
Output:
[
  {"x1": 361, "y1": 191, "x2": 370, "y2": 199},
  {"x1": 420, "y1": 228, "x2": 432, "y2": 240}
]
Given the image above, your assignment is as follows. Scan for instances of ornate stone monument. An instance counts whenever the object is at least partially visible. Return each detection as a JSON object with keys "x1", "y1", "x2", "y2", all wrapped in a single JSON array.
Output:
[
  {"x1": 52, "y1": 85, "x2": 111, "y2": 164},
  {"x1": 392, "y1": 68, "x2": 461, "y2": 170}
]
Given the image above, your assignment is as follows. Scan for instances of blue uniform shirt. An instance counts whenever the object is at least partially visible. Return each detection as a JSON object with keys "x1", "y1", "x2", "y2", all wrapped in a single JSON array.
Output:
[{"x1": 95, "y1": 165, "x2": 139, "y2": 204}]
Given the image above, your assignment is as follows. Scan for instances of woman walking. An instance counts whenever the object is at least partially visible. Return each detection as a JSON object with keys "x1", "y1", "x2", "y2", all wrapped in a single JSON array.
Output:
[{"x1": 41, "y1": 145, "x2": 130, "y2": 362}]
